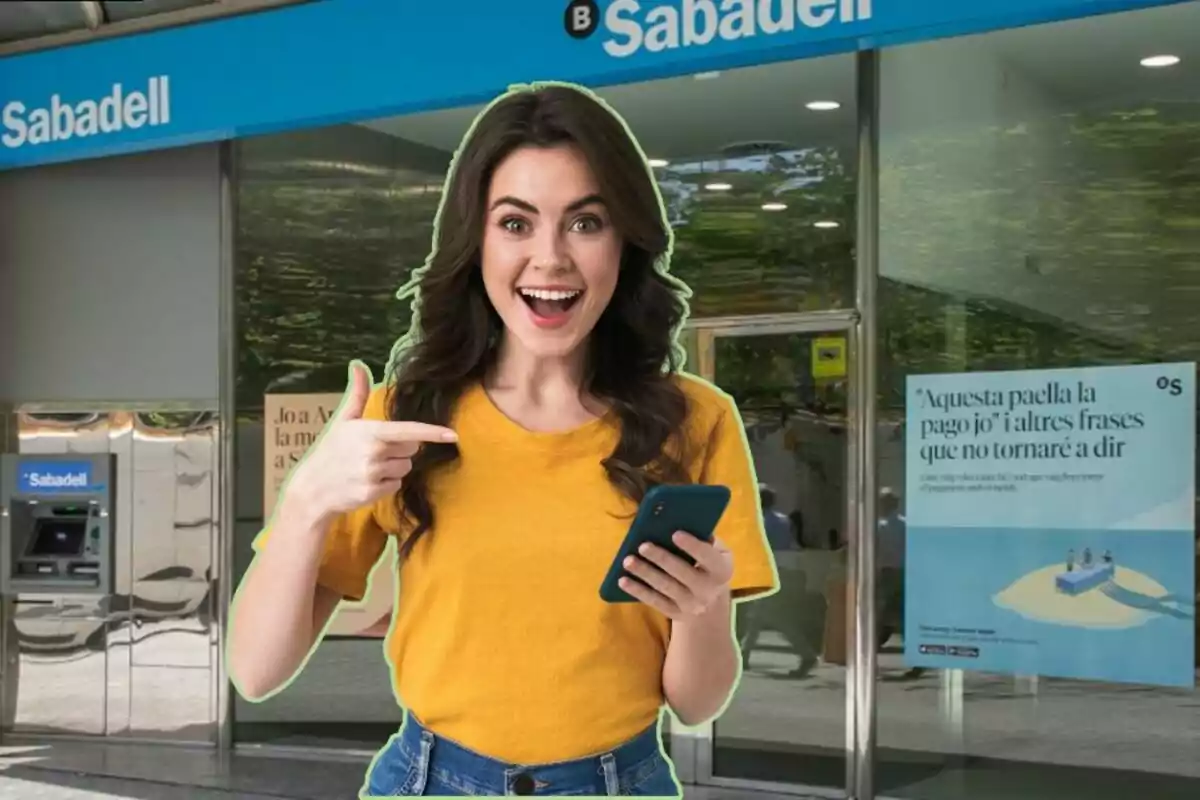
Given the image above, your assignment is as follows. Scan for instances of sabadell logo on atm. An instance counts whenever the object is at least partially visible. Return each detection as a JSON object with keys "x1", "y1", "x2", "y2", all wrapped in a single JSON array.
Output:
[
  {"x1": 564, "y1": 0, "x2": 874, "y2": 57},
  {"x1": 1, "y1": 75, "x2": 171, "y2": 149},
  {"x1": 23, "y1": 471, "x2": 90, "y2": 489}
]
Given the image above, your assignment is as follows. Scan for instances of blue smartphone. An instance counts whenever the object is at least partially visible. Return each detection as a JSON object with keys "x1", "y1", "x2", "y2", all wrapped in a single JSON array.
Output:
[{"x1": 599, "y1": 483, "x2": 732, "y2": 604}]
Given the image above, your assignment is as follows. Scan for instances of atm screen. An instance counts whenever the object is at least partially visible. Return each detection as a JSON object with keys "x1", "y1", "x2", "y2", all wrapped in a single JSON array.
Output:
[{"x1": 27, "y1": 519, "x2": 88, "y2": 558}]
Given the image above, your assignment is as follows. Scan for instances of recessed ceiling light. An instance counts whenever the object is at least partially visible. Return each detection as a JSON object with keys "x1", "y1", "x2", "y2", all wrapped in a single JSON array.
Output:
[
  {"x1": 705, "y1": 182, "x2": 733, "y2": 191},
  {"x1": 806, "y1": 100, "x2": 841, "y2": 111},
  {"x1": 1140, "y1": 54, "x2": 1180, "y2": 68},
  {"x1": 761, "y1": 202, "x2": 788, "y2": 211},
  {"x1": 694, "y1": 71, "x2": 721, "y2": 80},
  {"x1": 814, "y1": 220, "x2": 840, "y2": 229}
]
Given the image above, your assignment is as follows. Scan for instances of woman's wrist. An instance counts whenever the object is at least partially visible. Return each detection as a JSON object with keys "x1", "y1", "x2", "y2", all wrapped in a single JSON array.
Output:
[
  {"x1": 277, "y1": 475, "x2": 337, "y2": 540},
  {"x1": 673, "y1": 586, "x2": 733, "y2": 637}
]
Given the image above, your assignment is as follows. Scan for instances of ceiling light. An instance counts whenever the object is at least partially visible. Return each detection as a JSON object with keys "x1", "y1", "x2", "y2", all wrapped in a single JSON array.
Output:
[
  {"x1": 806, "y1": 100, "x2": 841, "y2": 111},
  {"x1": 761, "y1": 202, "x2": 788, "y2": 211},
  {"x1": 1140, "y1": 54, "x2": 1180, "y2": 68},
  {"x1": 814, "y1": 220, "x2": 840, "y2": 229},
  {"x1": 705, "y1": 182, "x2": 733, "y2": 191},
  {"x1": 647, "y1": 158, "x2": 669, "y2": 168},
  {"x1": 694, "y1": 71, "x2": 721, "y2": 80}
]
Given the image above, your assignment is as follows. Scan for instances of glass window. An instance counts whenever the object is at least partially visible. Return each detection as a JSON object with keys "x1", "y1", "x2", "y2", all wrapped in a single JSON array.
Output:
[
  {"x1": 706, "y1": 324, "x2": 853, "y2": 792},
  {"x1": 378, "y1": 60, "x2": 857, "y2": 319},
  {"x1": 233, "y1": 125, "x2": 441, "y2": 746},
  {"x1": 601, "y1": 59, "x2": 857, "y2": 317},
  {"x1": 661, "y1": 56, "x2": 856, "y2": 795},
  {"x1": 877, "y1": 4, "x2": 1199, "y2": 798}
]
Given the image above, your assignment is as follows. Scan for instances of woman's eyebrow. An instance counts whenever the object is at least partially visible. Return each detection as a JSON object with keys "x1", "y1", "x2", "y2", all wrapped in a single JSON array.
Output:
[
  {"x1": 565, "y1": 194, "x2": 606, "y2": 212},
  {"x1": 488, "y1": 194, "x2": 606, "y2": 214},
  {"x1": 490, "y1": 196, "x2": 538, "y2": 214}
]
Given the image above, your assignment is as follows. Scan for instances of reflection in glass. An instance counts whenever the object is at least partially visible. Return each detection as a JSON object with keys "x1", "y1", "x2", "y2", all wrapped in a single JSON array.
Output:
[
  {"x1": 236, "y1": 131, "x2": 446, "y2": 407},
  {"x1": 233, "y1": 125, "x2": 427, "y2": 747},
  {"x1": 878, "y1": 4, "x2": 1200, "y2": 799},
  {"x1": 652, "y1": 143, "x2": 855, "y2": 317},
  {"x1": 6, "y1": 408, "x2": 218, "y2": 741},
  {"x1": 710, "y1": 330, "x2": 849, "y2": 791},
  {"x1": 235, "y1": 58, "x2": 858, "y2": 406}
]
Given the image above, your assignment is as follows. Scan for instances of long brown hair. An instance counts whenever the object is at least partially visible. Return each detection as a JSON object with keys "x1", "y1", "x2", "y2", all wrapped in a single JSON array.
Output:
[{"x1": 388, "y1": 82, "x2": 692, "y2": 558}]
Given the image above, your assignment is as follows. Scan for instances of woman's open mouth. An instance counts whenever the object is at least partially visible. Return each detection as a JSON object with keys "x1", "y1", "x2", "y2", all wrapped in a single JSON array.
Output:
[{"x1": 517, "y1": 288, "x2": 584, "y2": 329}]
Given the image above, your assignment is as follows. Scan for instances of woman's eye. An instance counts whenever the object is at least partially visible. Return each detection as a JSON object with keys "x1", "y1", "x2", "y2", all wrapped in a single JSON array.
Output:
[
  {"x1": 500, "y1": 217, "x2": 529, "y2": 234},
  {"x1": 572, "y1": 215, "x2": 604, "y2": 233}
]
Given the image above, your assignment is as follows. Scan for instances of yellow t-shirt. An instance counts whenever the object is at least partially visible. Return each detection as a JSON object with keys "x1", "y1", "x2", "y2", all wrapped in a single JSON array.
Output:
[{"x1": 255, "y1": 373, "x2": 778, "y2": 764}]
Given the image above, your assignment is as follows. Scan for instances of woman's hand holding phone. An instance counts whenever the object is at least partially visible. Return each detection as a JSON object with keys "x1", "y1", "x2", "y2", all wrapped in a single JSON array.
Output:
[
  {"x1": 619, "y1": 533, "x2": 734, "y2": 621},
  {"x1": 282, "y1": 362, "x2": 458, "y2": 528}
]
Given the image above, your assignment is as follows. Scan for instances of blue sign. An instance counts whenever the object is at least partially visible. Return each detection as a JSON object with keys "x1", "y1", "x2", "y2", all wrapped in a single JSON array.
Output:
[
  {"x1": 0, "y1": 0, "x2": 1187, "y2": 169},
  {"x1": 16, "y1": 460, "x2": 104, "y2": 494},
  {"x1": 901, "y1": 363, "x2": 1196, "y2": 687}
]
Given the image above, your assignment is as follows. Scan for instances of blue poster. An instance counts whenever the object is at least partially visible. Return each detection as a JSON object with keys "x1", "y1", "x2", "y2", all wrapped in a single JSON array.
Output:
[{"x1": 903, "y1": 363, "x2": 1196, "y2": 687}]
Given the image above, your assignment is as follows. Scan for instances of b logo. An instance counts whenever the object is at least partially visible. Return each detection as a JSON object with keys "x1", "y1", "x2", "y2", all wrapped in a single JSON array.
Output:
[{"x1": 564, "y1": 0, "x2": 599, "y2": 39}]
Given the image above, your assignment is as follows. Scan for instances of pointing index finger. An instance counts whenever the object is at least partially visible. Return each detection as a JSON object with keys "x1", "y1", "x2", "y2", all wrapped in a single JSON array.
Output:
[{"x1": 373, "y1": 421, "x2": 458, "y2": 444}]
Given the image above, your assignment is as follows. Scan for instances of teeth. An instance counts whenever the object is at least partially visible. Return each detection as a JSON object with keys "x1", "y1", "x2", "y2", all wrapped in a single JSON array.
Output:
[{"x1": 518, "y1": 288, "x2": 582, "y2": 301}]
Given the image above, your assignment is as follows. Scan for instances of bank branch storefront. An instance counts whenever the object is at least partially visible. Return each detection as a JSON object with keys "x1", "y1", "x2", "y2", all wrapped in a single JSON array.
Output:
[{"x1": 0, "y1": 1, "x2": 1197, "y2": 799}]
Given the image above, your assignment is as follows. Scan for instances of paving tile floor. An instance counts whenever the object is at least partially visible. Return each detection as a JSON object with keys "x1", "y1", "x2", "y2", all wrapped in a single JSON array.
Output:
[
  {"x1": 0, "y1": 742, "x2": 361, "y2": 799},
  {"x1": 0, "y1": 772, "x2": 284, "y2": 800}
]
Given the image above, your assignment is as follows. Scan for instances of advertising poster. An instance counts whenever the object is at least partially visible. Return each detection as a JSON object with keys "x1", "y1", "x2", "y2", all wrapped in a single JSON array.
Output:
[
  {"x1": 904, "y1": 363, "x2": 1196, "y2": 687},
  {"x1": 263, "y1": 393, "x2": 396, "y2": 638}
]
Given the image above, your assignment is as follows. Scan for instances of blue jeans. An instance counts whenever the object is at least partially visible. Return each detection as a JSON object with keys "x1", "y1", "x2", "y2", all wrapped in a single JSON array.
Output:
[{"x1": 361, "y1": 714, "x2": 681, "y2": 797}]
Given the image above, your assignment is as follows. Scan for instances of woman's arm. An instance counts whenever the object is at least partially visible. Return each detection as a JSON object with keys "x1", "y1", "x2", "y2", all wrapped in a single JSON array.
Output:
[
  {"x1": 618, "y1": 534, "x2": 740, "y2": 726},
  {"x1": 228, "y1": 495, "x2": 343, "y2": 701},
  {"x1": 662, "y1": 589, "x2": 739, "y2": 725},
  {"x1": 229, "y1": 364, "x2": 446, "y2": 701}
]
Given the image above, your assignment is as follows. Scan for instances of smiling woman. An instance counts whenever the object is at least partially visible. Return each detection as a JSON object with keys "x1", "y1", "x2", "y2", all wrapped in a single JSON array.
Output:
[
  {"x1": 482, "y1": 156, "x2": 620, "y2": 345},
  {"x1": 228, "y1": 82, "x2": 778, "y2": 798}
]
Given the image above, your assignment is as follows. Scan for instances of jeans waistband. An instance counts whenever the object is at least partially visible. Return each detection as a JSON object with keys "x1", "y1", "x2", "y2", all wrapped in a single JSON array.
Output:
[{"x1": 397, "y1": 714, "x2": 664, "y2": 795}]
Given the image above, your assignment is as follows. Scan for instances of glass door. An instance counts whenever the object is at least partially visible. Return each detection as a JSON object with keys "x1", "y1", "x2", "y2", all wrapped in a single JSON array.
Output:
[{"x1": 674, "y1": 314, "x2": 857, "y2": 798}]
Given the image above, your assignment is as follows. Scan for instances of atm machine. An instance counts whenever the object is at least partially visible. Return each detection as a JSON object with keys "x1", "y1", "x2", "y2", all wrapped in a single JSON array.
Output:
[
  {"x1": 0, "y1": 454, "x2": 116, "y2": 596},
  {"x1": 0, "y1": 453, "x2": 116, "y2": 734}
]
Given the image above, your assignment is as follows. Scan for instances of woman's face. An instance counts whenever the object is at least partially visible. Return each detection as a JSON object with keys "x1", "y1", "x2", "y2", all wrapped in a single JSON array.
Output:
[{"x1": 480, "y1": 143, "x2": 622, "y2": 362}]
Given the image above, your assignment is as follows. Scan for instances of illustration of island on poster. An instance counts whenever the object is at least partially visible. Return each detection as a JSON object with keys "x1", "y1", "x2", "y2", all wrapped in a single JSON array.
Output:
[{"x1": 903, "y1": 363, "x2": 1196, "y2": 687}]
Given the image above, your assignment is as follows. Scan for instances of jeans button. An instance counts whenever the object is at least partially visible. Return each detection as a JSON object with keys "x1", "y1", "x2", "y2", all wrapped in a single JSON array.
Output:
[{"x1": 511, "y1": 772, "x2": 536, "y2": 795}]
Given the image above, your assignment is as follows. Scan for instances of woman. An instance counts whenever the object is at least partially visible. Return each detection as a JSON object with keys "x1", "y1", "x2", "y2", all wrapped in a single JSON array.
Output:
[{"x1": 228, "y1": 82, "x2": 778, "y2": 797}]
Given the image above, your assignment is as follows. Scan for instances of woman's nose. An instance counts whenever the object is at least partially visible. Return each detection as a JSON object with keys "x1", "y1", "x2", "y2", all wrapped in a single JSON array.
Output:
[{"x1": 529, "y1": 227, "x2": 570, "y2": 271}]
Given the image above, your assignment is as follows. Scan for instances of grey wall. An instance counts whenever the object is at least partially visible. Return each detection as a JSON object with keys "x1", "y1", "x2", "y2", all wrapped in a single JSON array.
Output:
[{"x1": 0, "y1": 144, "x2": 222, "y2": 404}]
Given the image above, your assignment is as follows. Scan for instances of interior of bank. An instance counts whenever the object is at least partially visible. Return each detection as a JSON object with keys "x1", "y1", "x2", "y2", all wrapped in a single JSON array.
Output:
[{"x1": 1, "y1": 2, "x2": 1197, "y2": 799}]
